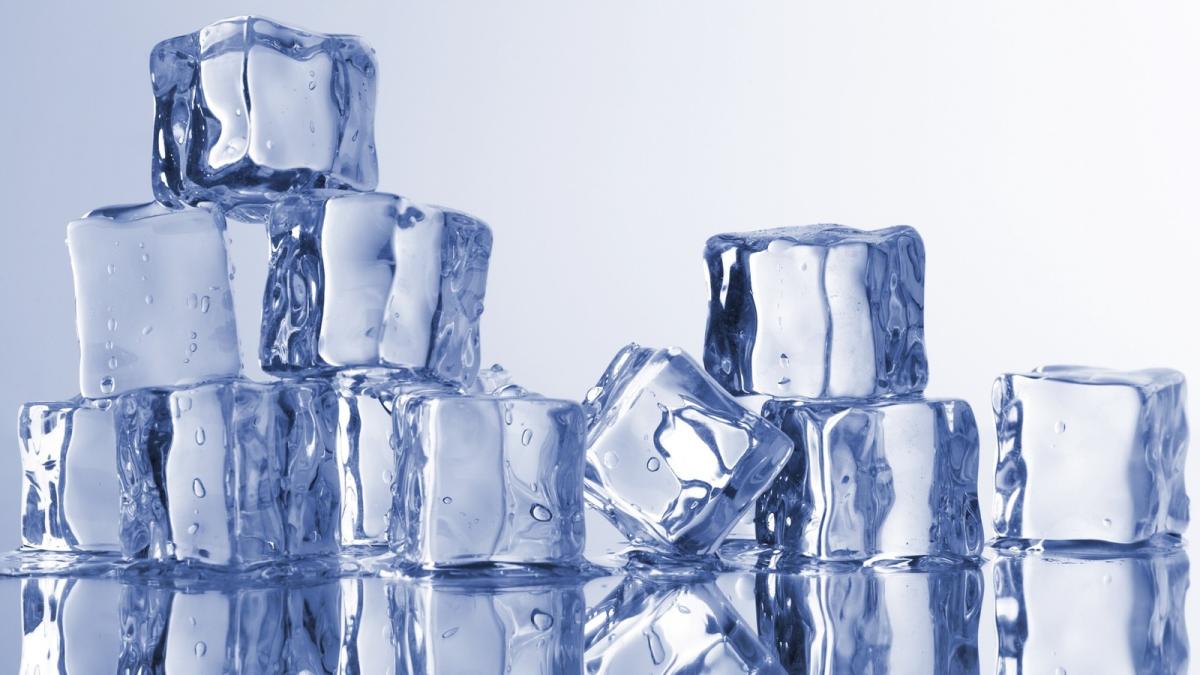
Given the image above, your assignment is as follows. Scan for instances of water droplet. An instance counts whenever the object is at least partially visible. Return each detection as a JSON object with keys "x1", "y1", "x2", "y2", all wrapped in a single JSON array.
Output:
[
  {"x1": 530, "y1": 610, "x2": 554, "y2": 630},
  {"x1": 105, "y1": 340, "x2": 114, "y2": 350},
  {"x1": 530, "y1": 504, "x2": 553, "y2": 522},
  {"x1": 99, "y1": 376, "x2": 115, "y2": 394},
  {"x1": 141, "y1": 253, "x2": 150, "y2": 263},
  {"x1": 200, "y1": 296, "x2": 210, "y2": 313},
  {"x1": 777, "y1": 376, "x2": 792, "y2": 386},
  {"x1": 602, "y1": 452, "x2": 620, "y2": 469},
  {"x1": 192, "y1": 478, "x2": 206, "y2": 497},
  {"x1": 521, "y1": 429, "x2": 533, "y2": 446},
  {"x1": 107, "y1": 356, "x2": 118, "y2": 370},
  {"x1": 1102, "y1": 517, "x2": 1112, "y2": 528},
  {"x1": 584, "y1": 386, "x2": 603, "y2": 404},
  {"x1": 720, "y1": 357, "x2": 732, "y2": 374},
  {"x1": 1054, "y1": 421, "x2": 1067, "y2": 434},
  {"x1": 441, "y1": 627, "x2": 459, "y2": 639},
  {"x1": 307, "y1": 81, "x2": 316, "y2": 91},
  {"x1": 194, "y1": 641, "x2": 207, "y2": 657},
  {"x1": 186, "y1": 523, "x2": 199, "y2": 535},
  {"x1": 189, "y1": 331, "x2": 197, "y2": 340},
  {"x1": 309, "y1": 121, "x2": 316, "y2": 133},
  {"x1": 442, "y1": 496, "x2": 453, "y2": 505},
  {"x1": 107, "y1": 318, "x2": 118, "y2": 332},
  {"x1": 677, "y1": 603, "x2": 691, "y2": 614},
  {"x1": 265, "y1": 139, "x2": 274, "y2": 150},
  {"x1": 186, "y1": 293, "x2": 198, "y2": 309},
  {"x1": 144, "y1": 294, "x2": 154, "y2": 305},
  {"x1": 106, "y1": 263, "x2": 116, "y2": 275},
  {"x1": 646, "y1": 457, "x2": 661, "y2": 472},
  {"x1": 234, "y1": 108, "x2": 242, "y2": 117},
  {"x1": 779, "y1": 353, "x2": 790, "y2": 367},
  {"x1": 142, "y1": 325, "x2": 153, "y2": 335},
  {"x1": 194, "y1": 427, "x2": 206, "y2": 445},
  {"x1": 188, "y1": 343, "x2": 198, "y2": 353}
]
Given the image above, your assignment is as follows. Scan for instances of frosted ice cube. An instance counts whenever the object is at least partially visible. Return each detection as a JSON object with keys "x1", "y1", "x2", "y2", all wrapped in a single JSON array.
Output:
[
  {"x1": 704, "y1": 225, "x2": 926, "y2": 399},
  {"x1": 392, "y1": 391, "x2": 586, "y2": 567},
  {"x1": 261, "y1": 191, "x2": 491, "y2": 385},
  {"x1": 583, "y1": 345, "x2": 793, "y2": 557},
  {"x1": 995, "y1": 549, "x2": 1188, "y2": 674},
  {"x1": 584, "y1": 576, "x2": 782, "y2": 674},
  {"x1": 21, "y1": 579, "x2": 122, "y2": 674},
  {"x1": 67, "y1": 203, "x2": 240, "y2": 398},
  {"x1": 759, "y1": 398, "x2": 982, "y2": 561},
  {"x1": 151, "y1": 16, "x2": 378, "y2": 218},
  {"x1": 757, "y1": 564, "x2": 983, "y2": 673},
  {"x1": 992, "y1": 366, "x2": 1189, "y2": 547},
  {"x1": 18, "y1": 398, "x2": 121, "y2": 551}
]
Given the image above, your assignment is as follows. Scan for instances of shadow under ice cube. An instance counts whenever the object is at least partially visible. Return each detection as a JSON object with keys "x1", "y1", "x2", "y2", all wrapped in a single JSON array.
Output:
[
  {"x1": 704, "y1": 225, "x2": 926, "y2": 399},
  {"x1": 18, "y1": 398, "x2": 121, "y2": 552},
  {"x1": 759, "y1": 398, "x2": 982, "y2": 562},
  {"x1": 262, "y1": 191, "x2": 492, "y2": 385},
  {"x1": 67, "y1": 203, "x2": 240, "y2": 398},
  {"x1": 583, "y1": 345, "x2": 793, "y2": 557},
  {"x1": 393, "y1": 391, "x2": 586, "y2": 567},
  {"x1": 992, "y1": 366, "x2": 1189, "y2": 547},
  {"x1": 151, "y1": 16, "x2": 378, "y2": 218}
]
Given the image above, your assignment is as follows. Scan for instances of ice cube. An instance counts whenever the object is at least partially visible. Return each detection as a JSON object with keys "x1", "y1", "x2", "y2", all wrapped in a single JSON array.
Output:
[
  {"x1": 223, "y1": 213, "x2": 275, "y2": 381},
  {"x1": 995, "y1": 549, "x2": 1188, "y2": 674},
  {"x1": 332, "y1": 368, "x2": 455, "y2": 548},
  {"x1": 21, "y1": 579, "x2": 122, "y2": 673},
  {"x1": 392, "y1": 391, "x2": 586, "y2": 567},
  {"x1": 67, "y1": 203, "x2": 240, "y2": 398},
  {"x1": 151, "y1": 16, "x2": 378, "y2": 219},
  {"x1": 261, "y1": 191, "x2": 492, "y2": 385},
  {"x1": 704, "y1": 225, "x2": 927, "y2": 399},
  {"x1": 757, "y1": 564, "x2": 983, "y2": 673},
  {"x1": 993, "y1": 366, "x2": 1189, "y2": 547},
  {"x1": 400, "y1": 578, "x2": 585, "y2": 674},
  {"x1": 18, "y1": 398, "x2": 121, "y2": 551},
  {"x1": 584, "y1": 576, "x2": 782, "y2": 674},
  {"x1": 759, "y1": 398, "x2": 982, "y2": 561},
  {"x1": 116, "y1": 379, "x2": 338, "y2": 567},
  {"x1": 583, "y1": 345, "x2": 793, "y2": 557}
]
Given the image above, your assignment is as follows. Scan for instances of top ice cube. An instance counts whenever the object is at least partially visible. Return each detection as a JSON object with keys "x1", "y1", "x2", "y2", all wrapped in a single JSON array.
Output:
[
  {"x1": 704, "y1": 225, "x2": 926, "y2": 399},
  {"x1": 150, "y1": 16, "x2": 378, "y2": 219}
]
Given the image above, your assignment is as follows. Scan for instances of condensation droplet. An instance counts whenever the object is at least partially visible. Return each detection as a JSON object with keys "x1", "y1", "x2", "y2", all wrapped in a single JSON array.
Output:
[
  {"x1": 106, "y1": 263, "x2": 116, "y2": 275},
  {"x1": 99, "y1": 376, "x2": 115, "y2": 395},
  {"x1": 107, "y1": 356, "x2": 118, "y2": 370},
  {"x1": 141, "y1": 253, "x2": 150, "y2": 263},
  {"x1": 530, "y1": 504, "x2": 553, "y2": 522},
  {"x1": 107, "y1": 318, "x2": 118, "y2": 332},
  {"x1": 720, "y1": 358, "x2": 732, "y2": 375},
  {"x1": 441, "y1": 627, "x2": 459, "y2": 639},
  {"x1": 194, "y1": 427, "x2": 206, "y2": 445},
  {"x1": 1101, "y1": 517, "x2": 1112, "y2": 528},
  {"x1": 646, "y1": 457, "x2": 661, "y2": 472},
  {"x1": 779, "y1": 353, "x2": 790, "y2": 367},
  {"x1": 199, "y1": 296, "x2": 210, "y2": 313},
  {"x1": 442, "y1": 497, "x2": 452, "y2": 505},
  {"x1": 521, "y1": 429, "x2": 533, "y2": 446},
  {"x1": 186, "y1": 523, "x2": 199, "y2": 535},
  {"x1": 189, "y1": 343, "x2": 198, "y2": 353},
  {"x1": 1054, "y1": 421, "x2": 1067, "y2": 434},
  {"x1": 530, "y1": 610, "x2": 554, "y2": 630},
  {"x1": 192, "y1": 478, "x2": 206, "y2": 498},
  {"x1": 186, "y1": 293, "x2": 198, "y2": 309},
  {"x1": 194, "y1": 641, "x2": 207, "y2": 657},
  {"x1": 142, "y1": 325, "x2": 153, "y2": 335},
  {"x1": 144, "y1": 294, "x2": 154, "y2": 305},
  {"x1": 584, "y1": 387, "x2": 603, "y2": 404}
]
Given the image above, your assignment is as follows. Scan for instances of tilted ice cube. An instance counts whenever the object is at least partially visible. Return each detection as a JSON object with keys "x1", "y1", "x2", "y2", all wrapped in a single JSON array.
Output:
[
  {"x1": 993, "y1": 366, "x2": 1189, "y2": 547},
  {"x1": 584, "y1": 576, "x2": 783, "y2": 674},
  {"x1": 21, "y1": 579, "x2": 122, "y2": 674},
  {"x1": 18, "y1": 398, "x2": 120, "y2": 551},
  {"x1": 704, "y1": 225, "x2": 927, "y2": 399},
  {"x1": 995, "y1": 549, "x2": 1188, "y2": 674},
  {"x1": 400, "y1": 579, "x2": 585, "y2": 674},
  {"x1": 67, "y1": 203, "x2": 240, "y2": 398},
  {"x1": 332, "y1": 368, "x2": 455, "y2": 548},
  {"x1": 151, "y1": 16, "x2": 378, "y2": 218},
  {"x1": 392, "y1": 391, "x2": 586, "y2": 567},
  {"x1": 759, "y1": 398, "x2": 982, "y2": 561},
  {"x1": 757, "y1": 564, "x2": 983, "y2": 674},
  {"x1": 262, "y1": 191, "x2": 492, "y2": 385},
  {"x1": 583, "y1": 345, "x2": 793, "y2": 557},
  {"x1": 117, "y1": 379, "x2": 339, "y2": 567}
]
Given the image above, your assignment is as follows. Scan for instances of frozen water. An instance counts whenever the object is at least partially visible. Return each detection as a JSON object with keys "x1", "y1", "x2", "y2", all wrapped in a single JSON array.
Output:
[
  {"x1": 151, "y1": 16, "x2": 378, "y2": 219},
  {"x1": 261, "y1": 191, "x2": 492, "y2": 385},
  {"x1": 222, "y1": 213, "x2": 275, "y2": 381},
  {"x1": 21, "y1": 579, "x2": 122, "y2": 674},
  {"x1": 583, "y1": 345, "x2": 793, "y2": 557},
  {"x1": 759, "y1": 398, "x2": 982, "y2": 562},
  {"x1": 400, "y1": 579, "x2": 585, "y2": 674},
  {"x1": 584, "y1": 576, "x2": 783, "y2": 674},
  {"x1": 993, "y1": 366, "x2": 1189, "y2": 547},
  {"x1": 995, "y1": 549, "x2": 1188, "y2": 674},
  {"x1": 332, "y1": 368, "x2": 455, "y2": 547},
  {"x1": 18, "y1": 398, "x2": 121, "y2": 552},
  {"x1": 704, "y1": 225, "x2": 926, "y2": 399},
  {"x1": 116, "y1": 379, "x2": 339, "y2": 567},
  {"x1": 757, "y1": 564, "x2": 983, "y2": 673},
  {"x1": 392, "y1": 391, "x2": 586, "y2": 567},
  {"x1": 67, "y1": 203, "x2": 240, "y2": 398}
]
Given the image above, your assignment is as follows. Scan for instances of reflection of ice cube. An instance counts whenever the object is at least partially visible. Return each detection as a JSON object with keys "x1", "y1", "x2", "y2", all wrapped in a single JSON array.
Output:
[
  {"x1": 760, "y1": 398, "x2": 982, "y2": 561},
  {"x1": 584, "y1": 576, "x2": 782, "y2": 674},
  {"x1": 401, "y1": 579, "x2": 584, "y2": 674},
  {"x1": 756, "y1": 564, "x2": 983, "y2": 674},
  {"x1": 18, "y1": 398, "x2": 121, "y2": 551},
  {"x1": 261, "y1": 191, "x2": 491, "y2": 385},
  {"x1": 704, "y1": 225, "x2": 926, "y2": 399},
  {"x1": 993, "y1": 366, "x2": 1189, "y2": 546},
  {"x1": 583, "y1": 345, "x2": 793, "y2": 557},
  {"x1": 393, "y1": 391, "x2": 586, "y2": 567},
  {"x1": 67, "y1": 204, "x2": 240, "y2": 398},
  {"x1": 151, "y1": 16, "x2": 378, "y2": 218},
  {"x1": 995, "y1": 550, "x2": 1188, "y2": 674},
  {"x1": 21, "y1": 578, "x2": 122, "y2": 673}
]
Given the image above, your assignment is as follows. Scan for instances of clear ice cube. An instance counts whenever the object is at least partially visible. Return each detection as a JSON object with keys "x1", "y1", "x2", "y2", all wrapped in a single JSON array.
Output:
[
  {"x1": 261, "y1": 191, "x2": 492, "y2": 385},
  {"x1": 992, "y1": 366, "x2": 1189, "y2": 546},
  {"x1": 583, "y1": 345, "x2": 793, "y2": 557},
  {"x1": 18, "y1": 398, "x2": 121, "y2": 551},
  {"x1": 583, "y1": 576, "x2": 783, "y2": 674},
  {"x1": 116, "y1": 379, "x2": 338, "y2": 567},
  {"x1": 704, "y1": 225, "x2": 927, "y2": 399},
  {"x1": 759, "y1": 398, "x2": 982, "y2": 561},
  {"x1": 21, "y1": 579, "x2": 122, "y2": 674},
  {"x1": 756, "y1": 564, "x2": 983, "y2": 673},
  {"x1": 223, "y1": 213, "x2": 275, "y2": 381},
  {"x1": 995, "y1": 549, "x2": 1188, "y2": 674},
  {"x1": 392, "y1": 391, "x2": 587, "y2": 567},
  {"x1": 151, "y1": 16, "x2": 378, "y2": 218},
  {"x1": 67, "y1": 204, "x2": 240, "y2": 398},
  {"x1": 400, "y1": 579, "x2": 585, "y2": 674}
]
